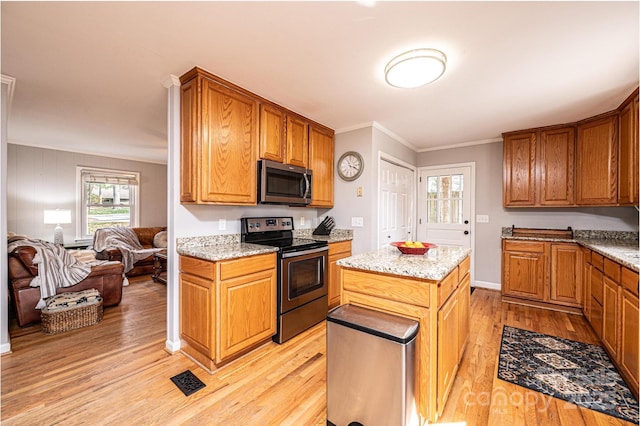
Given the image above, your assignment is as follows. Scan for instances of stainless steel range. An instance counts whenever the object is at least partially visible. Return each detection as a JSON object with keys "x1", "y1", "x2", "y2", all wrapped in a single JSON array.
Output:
[{"x1": 241, "y1": 216, "x2": 328, "y2": 344}]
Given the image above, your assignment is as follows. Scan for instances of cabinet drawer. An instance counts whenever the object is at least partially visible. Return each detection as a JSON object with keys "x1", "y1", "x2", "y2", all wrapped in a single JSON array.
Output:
[
  {"x1": 180, "y1": 255, "x2": 215, "y2": 280},
  {"x1": 603, "y1": 257, "x2": 621, "y2": 282},
  {"x1": 621, "y1": 267, "x2": 639, "y2": 297},
  {"x1": 591, "y1": 252, "x2": 604, "y2": 271},
  {"x1": 503, "y1": 240, "x2": 545, "y2": 253},
  {"x1": 220, "y1": 253, "x2": 276, "y2": 281},
  {"x1": 438, "y1": 267, "x2": 459, "y2": 308},
  {"x1": 329, "y1": 240, "x2": 352, "y2": 256},
  {"x1": 459, "y1": 256, "x2": 470, "y2": 279}
]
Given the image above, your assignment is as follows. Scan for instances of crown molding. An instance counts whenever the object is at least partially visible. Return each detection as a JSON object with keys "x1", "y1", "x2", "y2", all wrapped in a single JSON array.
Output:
[
  {"x1": 1, "y1": 74, "x2": 16, "y2": 116},
  {"x1": 162, "y1": 74, "x2": 181, "y2": 88},
  {"x1": 417, "y1": 137, "x2": 502, "y2": 153}
]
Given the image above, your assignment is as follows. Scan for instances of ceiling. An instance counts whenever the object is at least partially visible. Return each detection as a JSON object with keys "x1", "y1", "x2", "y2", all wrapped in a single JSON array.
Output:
[{"x1": 2, "y1": 2, "x2": 638, "y2": 165}]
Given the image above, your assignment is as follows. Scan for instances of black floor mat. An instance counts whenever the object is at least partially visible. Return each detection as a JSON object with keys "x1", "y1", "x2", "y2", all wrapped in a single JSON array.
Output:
[{"x1": 170, "y1": 370, "x2": 206, "y2": 396}]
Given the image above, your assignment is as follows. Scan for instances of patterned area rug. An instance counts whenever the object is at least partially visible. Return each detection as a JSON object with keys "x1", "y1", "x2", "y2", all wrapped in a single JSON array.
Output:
[{"x1": 498, "y1": 326, "x2": 639, "y2": 423}]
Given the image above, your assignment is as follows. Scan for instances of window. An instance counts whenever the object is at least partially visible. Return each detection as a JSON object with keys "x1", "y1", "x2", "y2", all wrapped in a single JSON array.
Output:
[
  {"x1": 426, "y1": 173, "x2": 464, "y2": 224},
  {"x1": 77, "y1": 167, "x2": 140, "y2": 239}
]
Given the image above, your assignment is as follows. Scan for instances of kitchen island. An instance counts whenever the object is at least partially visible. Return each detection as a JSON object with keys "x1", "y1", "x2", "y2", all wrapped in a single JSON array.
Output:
[{"x1": 337, "y1": 245, "x2": 472, "y2": 424}]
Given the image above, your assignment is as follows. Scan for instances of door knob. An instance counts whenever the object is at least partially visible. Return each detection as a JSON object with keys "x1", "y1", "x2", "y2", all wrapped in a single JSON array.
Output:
[
  {"x1": 464, "y1": 231, "x2": 469, "y2": 235},
  {"x1": 464, "y1": 220, "x2": 469, "y2": 224}
]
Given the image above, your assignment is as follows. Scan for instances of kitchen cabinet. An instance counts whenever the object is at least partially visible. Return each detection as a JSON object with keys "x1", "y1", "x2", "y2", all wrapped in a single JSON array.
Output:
[
  {"x1": 328, "y1": 240, "x2": 352, "y2": 309},
  {"x1": 259, "y1": 104, "x2": 286, "y2": 163},
  {"x1": 502, "y1": 126, "x2": 575, "y2": 207},
  {"x1": 179, "y1": 252, "x2": 277, "y2": 371},
  {"x1": 618, "y1": 92, "x2": 639, "y2": 206},
  {"x1": 583, "y1": 250, "x2": 639, "y2": 398},
  {"x1": 286, "y1": 115, "x2": 309, "y2": 168},
  {"x1": 502, "y1": 238, "x2": 582, "y2": 310},
  {"x1": 502, "y1": 131, "x2": 536, "y2": 206},
  {"x1": 180, "y1": 67, "x2": 259, "y2": 205},
  {"x1": 575, "y1": 114, "x2": 618, "y2": 205},
  {"x1": 502, "y1": 240, "x2": 547, "y2": 301},
  {"x1": 308, "y1": 124, "x2": 335, "y2": 208},
  {"x1": 340, "y1": 253, "x2": 471, "y2": 422}
]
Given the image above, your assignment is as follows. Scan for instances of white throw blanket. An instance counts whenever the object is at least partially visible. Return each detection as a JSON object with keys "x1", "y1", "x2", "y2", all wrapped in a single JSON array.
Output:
[
  {"x1": 8, "y1": 238, "x2": 92, "y2": 309},
  {"x1": 92, "y1": 227, "x2": 161, "y2": 273}
]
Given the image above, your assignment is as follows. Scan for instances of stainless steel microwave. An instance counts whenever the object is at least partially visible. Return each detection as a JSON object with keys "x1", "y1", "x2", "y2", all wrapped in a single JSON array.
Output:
[{"x1": 258, "y1": 160, "x2": 312, "y2": 206}]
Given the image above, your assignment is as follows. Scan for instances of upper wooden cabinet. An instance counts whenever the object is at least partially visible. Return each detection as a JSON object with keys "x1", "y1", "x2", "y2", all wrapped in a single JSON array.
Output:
[
  {"x1": 309, "y1": 124, "x2": 335, "y2": 208},
  {"x1": 502, "y1": 126, "x2": 575, "y2": 207},
  {"x1": 576, "y1": 115, "x2": 618, "y2": 205},
  {"x1": 286, "y1": 115, "x2": 309, "y2": 168},
  {"x1": 503, "y1": 87, "x2": 638, "y2": 208},
  {"x1": 180, "y1": 66, "x2": 335, "y2": 206},
  {"x1": 259, "y1": 104, "x2": 286, "y2": 163},
  {"x1": 618, "y1": 92, "x2": 639, "y2": 205},
  {"x1": 180, "y1": 68, "x2": 259, "y2": 205},
  {"x1": 502, "y1": 132, "x2": 536, "y2": 206}
]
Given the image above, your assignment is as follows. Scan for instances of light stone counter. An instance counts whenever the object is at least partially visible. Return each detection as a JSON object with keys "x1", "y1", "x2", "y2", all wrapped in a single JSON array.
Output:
[
  {"x1": 294, "y1": 228, "x2": 353, "y2": 243},
  {"x1": 176, "y1": 234, "x2": 278, "y2": 262},
  {"x1": 337, "y1": 245, "x2": 472, "y2": 282}
]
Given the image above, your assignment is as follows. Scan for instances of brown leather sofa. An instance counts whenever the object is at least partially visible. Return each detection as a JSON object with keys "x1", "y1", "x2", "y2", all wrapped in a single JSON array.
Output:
[
  {"x1": 94, "y1": 227, "x2": 166, "y2": 277},
  {"x1": 8, "y1": 246, "x2": 124, "y2": 327}
]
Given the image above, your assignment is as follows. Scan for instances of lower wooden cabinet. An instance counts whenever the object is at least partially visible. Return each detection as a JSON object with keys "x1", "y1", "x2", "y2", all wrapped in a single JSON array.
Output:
[
  {"x1": 437, "y1": 289, "x2": 459, "y2": 412},
  {"x1": 179, "y1": 252, "x2": 276, "y2": 371},
  {"x1": 328, "y1": 240, "x2": 352, "y2": 308},
  {"x1": 620, "y1": 289, "x2": 639, "y2": 397},
  {"x1": 502, "y1": 239, "x2": 581, "y2": 310},
  {"x1": 602, "y1": 276, "x2": 619, "y2": 360}
]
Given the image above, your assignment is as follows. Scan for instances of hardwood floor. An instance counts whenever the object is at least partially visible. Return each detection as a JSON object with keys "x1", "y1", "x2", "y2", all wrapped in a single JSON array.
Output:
[{"x1": 1, "y1": 279, "x2": 635, "y2": 425}]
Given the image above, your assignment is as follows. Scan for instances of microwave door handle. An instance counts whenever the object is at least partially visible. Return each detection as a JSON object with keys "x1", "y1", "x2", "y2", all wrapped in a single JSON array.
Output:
[{"x1": 302, "y1": 173, "x2": 310, "y2": 199}]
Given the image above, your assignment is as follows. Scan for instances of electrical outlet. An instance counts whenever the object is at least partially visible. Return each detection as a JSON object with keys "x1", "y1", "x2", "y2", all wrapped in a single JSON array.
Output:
[
  {"x1": 300, "y1": 217, "x2": 305, "y2": 226},
  {"x1": 219, "y1": 219, "x2": 226, "y2": 230},
  {"x1": 351, "y1": 217, "x2": 364, "y2": 227},
  {"x1": 476, "y1": 215, "x2": 489, "y2": 223}
]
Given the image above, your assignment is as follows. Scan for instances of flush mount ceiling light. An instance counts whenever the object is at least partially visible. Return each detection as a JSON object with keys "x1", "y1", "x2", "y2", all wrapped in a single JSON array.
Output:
[{"x1": 384, "y1": 48, "x2": 447, "y2": 88}]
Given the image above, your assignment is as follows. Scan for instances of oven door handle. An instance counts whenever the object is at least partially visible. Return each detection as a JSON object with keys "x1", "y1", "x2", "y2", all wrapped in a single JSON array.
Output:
[{"x1": 281, "y1": 246, "x2": 328, "y2": 258}]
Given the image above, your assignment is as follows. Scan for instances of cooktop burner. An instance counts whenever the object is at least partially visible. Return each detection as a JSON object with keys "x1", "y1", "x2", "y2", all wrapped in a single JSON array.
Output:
[{"x1": 240, "y1": 217, "x2": 328, "y2": 253}]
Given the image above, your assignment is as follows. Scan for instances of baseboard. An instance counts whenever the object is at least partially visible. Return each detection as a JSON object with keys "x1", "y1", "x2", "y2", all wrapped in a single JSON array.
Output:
[
  {"x1": 165, "y1": 338, "x2": 181, "y2": 354},
  {"x1": 0, "y1": 342, "x2": 12, "y2": 354},
  {"x1": 473, "y1": 280, "x2": 501, "y2": 291}
]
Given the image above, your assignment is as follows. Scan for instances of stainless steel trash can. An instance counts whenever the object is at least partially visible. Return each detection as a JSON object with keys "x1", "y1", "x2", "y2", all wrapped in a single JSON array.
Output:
[{"x1": 326, "y1": 304, "x2": 420, "y2": 426}]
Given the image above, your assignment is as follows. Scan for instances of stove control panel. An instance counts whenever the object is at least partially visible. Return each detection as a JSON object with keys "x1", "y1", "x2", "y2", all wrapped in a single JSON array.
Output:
[{"x1": 242, "y1": 217, "x2": 294, "y2": 233}]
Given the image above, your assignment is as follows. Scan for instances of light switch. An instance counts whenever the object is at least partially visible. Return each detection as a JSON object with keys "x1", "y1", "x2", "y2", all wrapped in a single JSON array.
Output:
[
  {"x1": 357, "y1": 186, "x2": 363, "y2": 197},
  {"x1": 219, "y1": 219, "x2": 226, "y2": 230},
  {"x1": 476, "y1": 215, "x2": 489, "y2": 223},
  {"x1": 351, "y1": 217, "x2": 364, "y2": 227}
]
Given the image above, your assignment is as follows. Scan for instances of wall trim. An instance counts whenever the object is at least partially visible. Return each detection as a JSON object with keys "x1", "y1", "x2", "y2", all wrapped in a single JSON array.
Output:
[
  {"x1": 1, "y1": 74, "x2": 16, "y2": 117},
  {"x1": 418, "y1": 137, "x2": 502, "y2": 153},
  {"x1": 165, "y1": 339, "x2": 181, "y2": 353},
  {"x1": 473, "y1": 280, "x2": 501, "y2": 291}
]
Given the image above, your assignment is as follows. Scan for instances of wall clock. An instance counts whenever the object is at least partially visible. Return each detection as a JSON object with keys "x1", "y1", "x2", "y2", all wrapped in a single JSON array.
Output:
[{"x1": 337, "y1": 151, "x2": 364, "y2": 181}]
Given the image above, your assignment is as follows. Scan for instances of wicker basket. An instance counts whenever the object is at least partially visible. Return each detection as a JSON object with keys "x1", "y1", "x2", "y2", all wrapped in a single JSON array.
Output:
[{"x1": 41, "y1": 291, "x2": 103, "y2": 334}]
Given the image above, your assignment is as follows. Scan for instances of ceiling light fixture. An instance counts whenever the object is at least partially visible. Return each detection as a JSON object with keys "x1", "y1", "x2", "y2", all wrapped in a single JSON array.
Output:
[{"x1": 384, "y1": 48, "x2": 447, "y2": 88}]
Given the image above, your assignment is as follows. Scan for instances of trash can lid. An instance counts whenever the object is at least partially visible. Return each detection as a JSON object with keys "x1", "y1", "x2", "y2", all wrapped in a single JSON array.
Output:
[{"x1": 327, "y1": 304, "x2": 419, "y2": 344}]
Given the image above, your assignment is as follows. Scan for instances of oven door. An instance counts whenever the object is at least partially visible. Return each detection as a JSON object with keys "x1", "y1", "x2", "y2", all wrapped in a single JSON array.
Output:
[{"x1": 280, "y1": 246, "x2": 328, "y2": 314}]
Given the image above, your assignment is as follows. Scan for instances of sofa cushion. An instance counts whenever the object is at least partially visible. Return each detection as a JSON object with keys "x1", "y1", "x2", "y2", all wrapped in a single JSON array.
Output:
[{"x1": 153, "y1": 231, "x2": 167, "y2": 248}]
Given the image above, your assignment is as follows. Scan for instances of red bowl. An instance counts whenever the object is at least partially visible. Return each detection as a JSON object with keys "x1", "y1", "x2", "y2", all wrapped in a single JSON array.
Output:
[{"x1": 390, "y1": 242, "x2": 437, "y2": 255}]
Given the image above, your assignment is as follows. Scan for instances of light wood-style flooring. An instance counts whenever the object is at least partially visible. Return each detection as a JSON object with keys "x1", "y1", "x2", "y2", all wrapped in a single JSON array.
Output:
[{"x1": 1, "y1": 277, "x2": 635, "y2": 425}]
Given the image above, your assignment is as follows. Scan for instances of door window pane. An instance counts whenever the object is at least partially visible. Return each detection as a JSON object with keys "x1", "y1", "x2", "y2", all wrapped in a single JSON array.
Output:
[{"x1": 426, "y1": 173, "x2": 464, "y2": 224}]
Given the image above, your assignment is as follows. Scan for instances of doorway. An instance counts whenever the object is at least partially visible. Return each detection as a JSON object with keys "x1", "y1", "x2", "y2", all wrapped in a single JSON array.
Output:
[
  {"x1": 377, "y1": 156, "x2": 416, "y2": 248},
  {"x1": 417, "y1": 163, "x2": 476, "y2": 282}
]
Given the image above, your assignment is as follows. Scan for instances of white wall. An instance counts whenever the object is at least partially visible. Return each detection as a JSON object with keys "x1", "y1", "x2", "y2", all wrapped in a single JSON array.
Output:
[
  {"x1": 7, "y1": 144, "x2": 168, "y2": 243},
  {"x1": 417, "y1": 141, "x2": 639, "y2": 285}
]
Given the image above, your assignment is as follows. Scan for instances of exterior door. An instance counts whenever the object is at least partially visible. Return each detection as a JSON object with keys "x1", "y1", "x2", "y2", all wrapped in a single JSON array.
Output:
[
  {"x1": 378, "y1": 159, "x2": 415, "y2": 247},
  {"x1": 417, "y1": 165, "x2": 472, "y2": 249}
]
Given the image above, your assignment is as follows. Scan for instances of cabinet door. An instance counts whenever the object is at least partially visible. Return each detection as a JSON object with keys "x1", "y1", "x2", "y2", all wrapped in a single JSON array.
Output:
[
  {"x1": 218, "y1": 269, "x2": 276, "y2": 362},
  {"x1": 437, "y1": 291, "x2": 459, "y2": 413},
  {"x1": 328, "y1": 241, "x2": 352, "y2": 309},
  {"x1": 539, "y1": 127, "x2": 575, "y2": 205},
  {"x1": 618, "y1": 95, "x2": 639, "y2": 205},
  {"x1": 502, "y1": 242, "x2": 547, "y2": 301},
  {"x1": 457, "y1": 272, "x2": 471, "y2": 362},
  {"x1": 602, "y1": 276, "x2": 619, "y2": 360},
  {"x1": 259, "y1": 104, "x2": 285, "y2": 163},
  {"x1": 620, "y1": 290, "x2": 639, "y2": 396},
  {"x1": 503, "y1": 132, "x2": 536, "y2": 206},
  {"x1": 576, "y1": 116, "x2": 618, "y2": 205},
  {"x1": 179, "y1": 273, "x2": 215, "y2": 359},
  {"x1": 582, "y1": 249, "x2": 592, "y2": 317},
  {"x1": 308, "y1": 125, "x2": 335, "y2": 207},
  {"x1": 286, "y1": 115, "x2": 309, "y2": 168},
  {"x1": 550, "y1": 243, "x2": 581, "y2": 307},
  {"x1": 180, "y1": 78, "x2": 198, "y2": 203},
  {"x1": 200, "y1": 78, "x2": 258, "y2": 204}
]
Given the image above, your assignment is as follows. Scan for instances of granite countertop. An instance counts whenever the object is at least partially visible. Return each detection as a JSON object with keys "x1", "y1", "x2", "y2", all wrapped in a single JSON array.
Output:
[
  {"x1": 176, "y1": 228, "x2": 353, "y2": 262},
  {"x1": 337, "y1": 245, "x2": 472, "y2": 282},
  {"x1": 501, "y1": 228, "x2": 639, "y2": 272}
]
